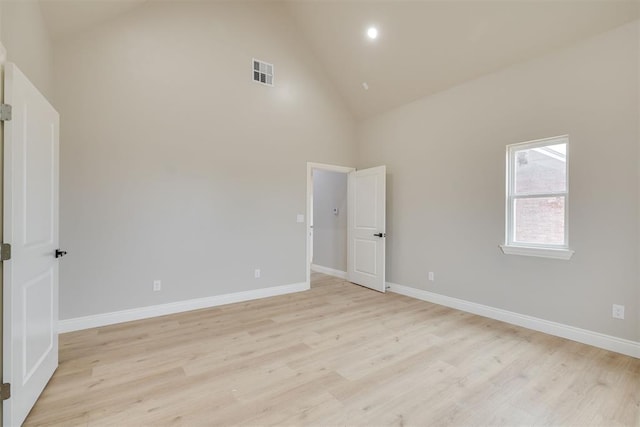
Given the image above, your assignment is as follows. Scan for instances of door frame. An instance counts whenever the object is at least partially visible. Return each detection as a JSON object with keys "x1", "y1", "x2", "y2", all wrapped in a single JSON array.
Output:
[
  {"x1": 0, "y1": 43, "x2": 7, "y2": 426},
  {"x1": 305, "y1": 162, "x2": 355, "y2": 286}
]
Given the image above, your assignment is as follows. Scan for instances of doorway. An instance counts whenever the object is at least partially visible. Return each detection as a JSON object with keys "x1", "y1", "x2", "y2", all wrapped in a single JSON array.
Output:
[
  {"x1": 305, "y1": 163, "x2": 354, "y2": 286},
  {"x1": 306, "y1": 162, "x2": 387, "y2": 293},
  {"x1": 310, "y1": 167, "x2": 349, "y2": 280}
]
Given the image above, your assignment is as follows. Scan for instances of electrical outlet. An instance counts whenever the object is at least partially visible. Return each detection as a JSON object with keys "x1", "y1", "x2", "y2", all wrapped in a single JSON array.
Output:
[
  {"x1": 254, "y1": 269, "x2": 261, "y2": 279},
  {"x1": 153, "y1": 280, "x2": 161, "y2": 292},
  {"x1": 612, "y1": 304, "x2": 625, "y2": 319},
  {"x1": 428, "y1": 272, "x2": 434, "y2": 281}
]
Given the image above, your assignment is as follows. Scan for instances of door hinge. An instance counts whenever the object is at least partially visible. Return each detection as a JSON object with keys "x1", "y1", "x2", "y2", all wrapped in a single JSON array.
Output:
[
  {"x1": 1, "y1": 383, "x2": 10, "y2": 400},
  {"x1": 1, "y1": 243, "x2": 11, "y2": 261},
  {"x1": 0, "y1": 104, "x2": 12, "y2": 121}
]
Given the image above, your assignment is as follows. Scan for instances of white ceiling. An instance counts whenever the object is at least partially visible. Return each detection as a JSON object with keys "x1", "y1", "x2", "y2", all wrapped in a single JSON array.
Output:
[{"x1": 40, "y1": 0, "x2": 640, "y2": 119}]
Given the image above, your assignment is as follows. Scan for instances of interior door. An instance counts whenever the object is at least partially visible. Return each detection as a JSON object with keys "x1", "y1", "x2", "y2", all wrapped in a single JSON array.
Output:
[
  {"x1": 347, "y1": 166, "x2": 386, "y2": 292},
  {"x1": 3, "y1": 63, "x2": 59, "y2": 427}
]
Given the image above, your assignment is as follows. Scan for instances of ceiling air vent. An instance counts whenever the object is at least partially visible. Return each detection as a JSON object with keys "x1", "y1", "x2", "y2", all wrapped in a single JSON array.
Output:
[{"x1": 253, "y1": 58, "x2": 274, "y2": 86}]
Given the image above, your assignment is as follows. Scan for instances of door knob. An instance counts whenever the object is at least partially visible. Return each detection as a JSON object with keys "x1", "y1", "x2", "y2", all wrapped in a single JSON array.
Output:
[
  {"x1": 373, "y1": 233, "x2": 386, "y2": 238},
  {"x1": 55, "y1": 249, "x2": 67, "y2": 258}
]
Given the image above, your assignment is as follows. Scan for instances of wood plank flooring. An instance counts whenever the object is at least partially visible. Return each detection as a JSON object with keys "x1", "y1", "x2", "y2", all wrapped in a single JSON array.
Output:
[{"x1": 25, "y1": 273, "x2": 640, "y2": 426}]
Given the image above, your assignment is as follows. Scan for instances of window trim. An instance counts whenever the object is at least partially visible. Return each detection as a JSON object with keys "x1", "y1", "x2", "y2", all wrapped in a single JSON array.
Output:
[
  {"x1": 502, "y1": 135, "x2": 574, "y2": 260},
  {"x1": 499, "y1": 244, "x2": 574, "y2": 260}
]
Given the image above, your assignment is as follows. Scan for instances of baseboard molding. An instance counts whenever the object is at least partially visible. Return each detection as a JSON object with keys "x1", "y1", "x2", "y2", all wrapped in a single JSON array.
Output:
[
  {"x1": 388, "y1": 282, "x2": 640, "y2": 359},
  {"x1": 311, "y1": 264, "x2": 347, "y2": 279},
  {"x1": 59, "y1": 281, "x2": 310, "y2": 333}
]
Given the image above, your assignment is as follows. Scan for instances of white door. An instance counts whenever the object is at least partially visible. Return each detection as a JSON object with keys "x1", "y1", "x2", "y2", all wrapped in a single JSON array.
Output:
[
  {"x1": 3, "y1": 63, "x2": 59, "y2": 427},
  {"x1": 347, "y1": 166, "x2": 386, "y2": 292}
]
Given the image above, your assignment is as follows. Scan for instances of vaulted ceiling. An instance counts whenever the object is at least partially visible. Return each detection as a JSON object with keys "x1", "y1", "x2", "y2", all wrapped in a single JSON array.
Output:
[
  {"x1": 40, "y1": 0, "x2": 640, "y2": 119},
  {"x1": 285, "y1": 1, "x2": 639, "y2": 118}
]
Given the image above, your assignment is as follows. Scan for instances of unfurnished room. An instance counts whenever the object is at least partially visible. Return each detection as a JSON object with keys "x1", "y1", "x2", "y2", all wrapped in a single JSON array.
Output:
[{"x1": 0, "y1": 0, "x2": 638, "y2": 425}]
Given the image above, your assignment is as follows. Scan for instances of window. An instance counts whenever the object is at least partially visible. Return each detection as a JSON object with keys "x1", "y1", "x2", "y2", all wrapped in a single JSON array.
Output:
[{"x1": 501, "y1": 135, "x2": 574, "y2": 260}]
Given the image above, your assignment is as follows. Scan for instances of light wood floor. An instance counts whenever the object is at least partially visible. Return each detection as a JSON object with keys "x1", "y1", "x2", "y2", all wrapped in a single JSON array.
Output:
[{"x1": 26, "y1": 273, "x2": 640, "y2": 426}]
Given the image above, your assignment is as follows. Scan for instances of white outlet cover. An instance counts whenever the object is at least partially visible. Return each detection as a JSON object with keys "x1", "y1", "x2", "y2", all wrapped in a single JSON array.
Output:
[
  {"x1": 612, "y1": 304, "x2": 625, "y2": 319},
  {"x1": 254, "y1": 269, "x2": 261, "y2": 278},
  {"x1": 153, "y1": 280, "x2": 161, "y2": 291}
]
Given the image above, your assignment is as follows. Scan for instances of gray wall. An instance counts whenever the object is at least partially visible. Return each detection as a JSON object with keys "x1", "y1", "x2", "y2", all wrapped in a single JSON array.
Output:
[
  {"x1": 0, "y1": 0, "x2": 53, "y2": 102},
  {"x1": 312, "y1": 170, "x2": 348, "y2": 272},
  {"x1": 357, "y1": 21, "x2": 640, "y2": 342},
  {"x1": 54, "y1": 1, "x2": 356, "y2": 319}
]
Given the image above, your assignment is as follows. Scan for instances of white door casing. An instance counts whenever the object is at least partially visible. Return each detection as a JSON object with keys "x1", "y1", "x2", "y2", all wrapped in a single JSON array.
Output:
[
  {"x1": 3, "y1": 63, "x2": 59, "y2": 427},
  {"x1": 347, "y1": 166, "x2": 386, "y2": 292}
]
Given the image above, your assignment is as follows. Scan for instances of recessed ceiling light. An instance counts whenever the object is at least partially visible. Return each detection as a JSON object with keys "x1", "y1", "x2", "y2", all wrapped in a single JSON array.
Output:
[
  {"x1": 367, "y1": 27, "x2": 378, "y2": 40},
  {"x1": 362, "y1": 82, "x2": 369, "y2": 90}
]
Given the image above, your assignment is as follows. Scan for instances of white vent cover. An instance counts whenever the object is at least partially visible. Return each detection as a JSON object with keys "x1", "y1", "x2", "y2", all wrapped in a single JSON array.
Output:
[{"x1": 253, "y1": 58, "x2": 274, "y2": 86}]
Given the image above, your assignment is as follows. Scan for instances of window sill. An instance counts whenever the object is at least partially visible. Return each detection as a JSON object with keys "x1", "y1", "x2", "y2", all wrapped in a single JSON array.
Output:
[{"x1": 500, "y1": 244, "x2": 574, "y2": 260}]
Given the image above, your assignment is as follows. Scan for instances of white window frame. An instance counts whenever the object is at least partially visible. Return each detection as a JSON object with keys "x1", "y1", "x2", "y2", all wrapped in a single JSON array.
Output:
[{"x1": 500, "y1": 135, "x2": 574, "y2": 260}]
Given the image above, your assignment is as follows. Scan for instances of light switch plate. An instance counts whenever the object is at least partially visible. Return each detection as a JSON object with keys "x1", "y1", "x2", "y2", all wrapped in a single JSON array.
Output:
[{"x1": 296, "y1": 214, "x2": 304, "y2": 223}]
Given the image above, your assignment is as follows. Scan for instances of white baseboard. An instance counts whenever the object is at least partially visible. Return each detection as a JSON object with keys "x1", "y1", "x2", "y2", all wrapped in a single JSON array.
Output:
[
  {"x1": 58, "y1": 281, "x2": 310, "y2": 333},
  {"x1": 311, "y1": 264, "x2": 347, "y2": 279},
  {"x1": 388, "y1": 282, "x2": 640, "y2": 359}
]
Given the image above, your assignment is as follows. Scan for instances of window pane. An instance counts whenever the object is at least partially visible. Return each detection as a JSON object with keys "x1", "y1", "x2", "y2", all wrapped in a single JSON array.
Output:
[
  {"x1": 514, "y1": 143, "x2": 566, "y2": 195},
  {"x1": 514, "y1": 197, "x2": 565, "y2": 245}
]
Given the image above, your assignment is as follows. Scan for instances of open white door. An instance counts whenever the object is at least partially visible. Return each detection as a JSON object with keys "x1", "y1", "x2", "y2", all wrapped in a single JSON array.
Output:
[
  {"x1": 3, "y1": 63, "x2": 59, "y2": 426},
  {"x1": 347, "y1": 166, "x2": 386, "y2": 292}
]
